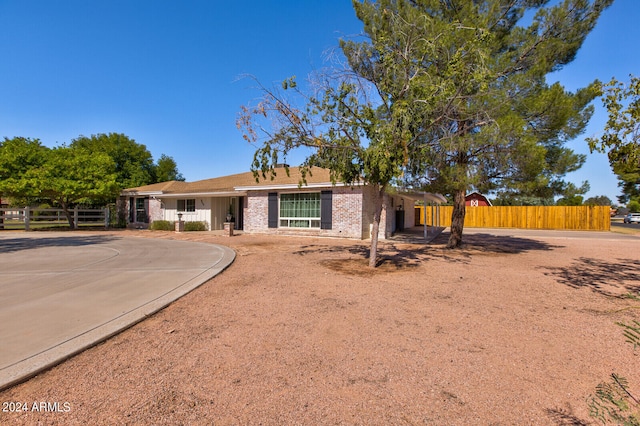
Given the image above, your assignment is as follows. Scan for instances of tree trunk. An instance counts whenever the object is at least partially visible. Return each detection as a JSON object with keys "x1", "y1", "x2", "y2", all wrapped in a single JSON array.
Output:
[
  {"x1": 368, "y1": 185, "x2": 385, "y2": 268},
  {"x1": 60, "y1": 200, "x2": 75, "y2": 229},
  {"x1": 447, "y1": 189, "x2": 466, "y2": 249}
]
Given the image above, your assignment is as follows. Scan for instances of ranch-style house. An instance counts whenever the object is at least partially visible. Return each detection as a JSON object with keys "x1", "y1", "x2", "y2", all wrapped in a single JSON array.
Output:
[{"x1": 121, "y1": 166, "x2": 444, "y2": 240}]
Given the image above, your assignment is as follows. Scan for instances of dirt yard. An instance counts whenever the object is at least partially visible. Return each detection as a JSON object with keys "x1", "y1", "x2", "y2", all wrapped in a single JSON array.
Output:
[{"x1": 1, "y1": 229, "x2": 639, "y2": 425}]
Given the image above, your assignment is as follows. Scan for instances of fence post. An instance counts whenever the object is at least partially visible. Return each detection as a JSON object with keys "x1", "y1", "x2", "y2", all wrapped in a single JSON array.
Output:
[
  {"x1": 104, "y1": 207, "x2": 109, "y2": 228},
  {"x1": 74, "y1": 206, "x2": 79, "y2": 228},
  {"x1": 24, "y1": 207, "x2": 30, "y2": 231}
]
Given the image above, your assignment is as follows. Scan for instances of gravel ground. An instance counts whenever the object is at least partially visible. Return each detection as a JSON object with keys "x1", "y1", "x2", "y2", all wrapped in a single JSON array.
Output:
[{"x1": 1, "y1": 229, "x2": 639, "y2": 425}]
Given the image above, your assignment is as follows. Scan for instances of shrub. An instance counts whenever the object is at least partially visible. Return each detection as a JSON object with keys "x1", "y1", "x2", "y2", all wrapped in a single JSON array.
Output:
[
  {"x1": 149, "y1": 220, "x2": 174, "y2": 231},
  {"x1": 184, "y1": 221, "x2": 208, "y2": 231},
  {"x1": 108, "y1": 203, "x2": 127, "y2": 228}
]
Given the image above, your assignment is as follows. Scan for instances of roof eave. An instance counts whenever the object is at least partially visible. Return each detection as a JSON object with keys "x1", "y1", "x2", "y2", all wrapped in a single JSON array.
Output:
[
  {"x1": 234, "y1": 182, "x2": 357, "y2": 191},
  {"x1": 157, "y1": 191, "x2": 246, "y2": 198}
]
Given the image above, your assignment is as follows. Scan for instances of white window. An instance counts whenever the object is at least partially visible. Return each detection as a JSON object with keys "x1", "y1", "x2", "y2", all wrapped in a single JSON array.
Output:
[{"x1": 279, "y1": 193, "x2": 321, "y2": 228}]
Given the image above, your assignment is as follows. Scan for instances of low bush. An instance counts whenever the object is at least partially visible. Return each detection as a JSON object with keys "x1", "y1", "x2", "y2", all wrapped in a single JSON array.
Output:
[
  {"x1": 149, "y1": 220, "x2": 174, "y2": 231},
  {"x1": 184, "y1": 221, "x2": 208, "y2": 231}
]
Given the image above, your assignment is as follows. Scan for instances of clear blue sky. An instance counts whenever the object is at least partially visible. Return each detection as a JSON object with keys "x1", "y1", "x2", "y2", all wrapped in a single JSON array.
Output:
[{"x1": 1, "y1": 0, "x2": 637, "y2": 203}]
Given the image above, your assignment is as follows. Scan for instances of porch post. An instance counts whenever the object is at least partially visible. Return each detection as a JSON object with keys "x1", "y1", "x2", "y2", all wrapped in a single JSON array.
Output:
[
  {"x1": 431, "y1": 204, "x2": 435, "y2": 231},
  {"x1": 423, "y1": 194, "x2": 427, "y2": 239},
  {"x1": 24, "y1": 207, "x2": 30, "y2": 231}
]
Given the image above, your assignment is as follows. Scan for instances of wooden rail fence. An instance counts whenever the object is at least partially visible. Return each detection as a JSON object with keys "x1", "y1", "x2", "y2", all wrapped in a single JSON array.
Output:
[
  {"x1": 415, "y1": 205, "x2": 610, "y2": 231},
  {"x1": 0, "y1": 207, "x2": 109, "y2": 230}
]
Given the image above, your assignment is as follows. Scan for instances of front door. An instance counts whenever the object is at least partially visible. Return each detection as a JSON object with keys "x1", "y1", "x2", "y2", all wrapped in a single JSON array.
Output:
[{"x1": 134, "y1": 197, "x2": 149, "y2": 223}]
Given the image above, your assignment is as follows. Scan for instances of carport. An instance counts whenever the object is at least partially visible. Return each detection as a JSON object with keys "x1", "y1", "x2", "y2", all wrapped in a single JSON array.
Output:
[{"x1": 398, "y1": 191, "x2": 448, "y2": 240}]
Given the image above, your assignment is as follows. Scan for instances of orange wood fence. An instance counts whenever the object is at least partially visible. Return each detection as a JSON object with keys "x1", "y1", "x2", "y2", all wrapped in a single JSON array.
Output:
[{"x1": 415, "y1": 205, "x2": 610, "y2": 231}]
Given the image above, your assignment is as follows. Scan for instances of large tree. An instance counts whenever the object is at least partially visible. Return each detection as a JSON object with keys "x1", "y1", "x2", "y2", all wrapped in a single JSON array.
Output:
[
  {"x1": 239, "y1": 75, "x2": 409, "y2": 268},
  {"x1": 71, "y1": 133, "x2": 186, "y2": 189},
  {"x1": 587, "y1": 76, "x2": 640, "y2": 205},
  {"x1": 346, "y1": 0, "x2": 611, "y2": 248},
  {"x1": 70, "y1": 133, "x2": 157, "y2": 189},
  {"x1": 31, "y1": 146, "x2": 119, "y2": 227},
  {"x1": 155, "y1": 154, "x2": 186, "y2": 182},
  {"x1": 0, "y1": 138, "x2": 118, "y2": 227},
  {"x1": 0, "y1": 137, "x2": 49, "y2": 205}
]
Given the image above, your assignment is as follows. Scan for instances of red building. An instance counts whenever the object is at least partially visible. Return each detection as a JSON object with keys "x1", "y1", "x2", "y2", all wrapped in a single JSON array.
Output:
[{"x1": 465, "y1": 191, "x2": 492, "y2": 207}]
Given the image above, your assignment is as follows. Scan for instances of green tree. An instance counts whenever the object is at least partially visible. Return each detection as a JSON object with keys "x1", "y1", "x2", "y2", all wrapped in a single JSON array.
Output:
[
  {"x1": 155, "y1": 154, "x2": 185, "y2": 182},
  {"x1": 0, "y1": 137, "x2": 49, "y2": 205},
  {"x1": 71, "y1": 133, "x2": 156, "y2": 189},
  {"x1": 347, "y1": 0, "x2": 610, "y2": 248},
  {"x1": 0, "y1": 139, "x2": 119, "y2": 228},
  {"x1": 492, "y1": 195, "x2": 554, "y2": 206},
  {"x1": 239, "y1": 74, "x2": 407, "y2": 267},
  {"x1": 587, "y1": 76, "x2": 640, "y2": 205},
  {"x1": 556, "y1": 194, "x2": 583, "y2": 206},
  {"x1": 32, "y1": 146, "x2": 119, "y2": 227},
  {"x1": 584, "y1": 195, "x2": 612, "y2": 206}
]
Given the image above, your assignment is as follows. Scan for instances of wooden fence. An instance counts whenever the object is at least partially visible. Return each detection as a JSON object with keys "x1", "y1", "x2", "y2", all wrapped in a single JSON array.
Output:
[
  {"x1": 415, "y1": 205, "x2": 611, "y2": 231},
  {"x1": 0, "y1": 206, "x2": 109, "y2": 230}
]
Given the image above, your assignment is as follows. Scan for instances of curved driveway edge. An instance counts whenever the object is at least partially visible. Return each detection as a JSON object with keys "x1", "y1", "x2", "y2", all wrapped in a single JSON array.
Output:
[{"x1": 0, "y1": 233, "x2": 235, "y2": 391}]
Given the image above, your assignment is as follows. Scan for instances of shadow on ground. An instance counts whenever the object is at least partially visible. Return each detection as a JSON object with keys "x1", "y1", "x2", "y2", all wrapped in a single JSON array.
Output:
[
  {"x1": 429, "y1": 231, "x2": 562, "y2": 253},
  {"x1": 544, "y1": 257, "x2": 640, "y2": 298},
  {"x1": 0, "y1": 235, "x2": 120, "y2": 254},
  {"x1": 545, "y1": 407, "x2": 589, "y2": 426},
  {"x1": 294, "y1": 231, "x2": 559, "y2": 275}
]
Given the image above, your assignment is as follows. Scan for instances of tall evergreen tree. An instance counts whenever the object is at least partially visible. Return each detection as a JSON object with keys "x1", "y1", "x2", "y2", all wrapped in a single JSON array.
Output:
[{"x1": 346, "y1": 0, "x2": 612, "y2": 248}]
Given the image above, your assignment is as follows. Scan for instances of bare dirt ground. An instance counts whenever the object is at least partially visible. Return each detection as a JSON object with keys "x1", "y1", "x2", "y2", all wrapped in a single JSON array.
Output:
[{"x1": 1, "y1": 229, "x2": 639, "y2": 425}]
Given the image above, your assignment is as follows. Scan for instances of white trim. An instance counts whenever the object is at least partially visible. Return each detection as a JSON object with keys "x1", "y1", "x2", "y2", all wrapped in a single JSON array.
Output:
[
  {"x1": 153, "y1": 191, "x2": 246, "y2": 198},
  {"x1": 398, "y1": 191, "x2": 447, "y2": 204},
  {"x1": 123, "y1": 191, "x2": 163, "y2": 196}
]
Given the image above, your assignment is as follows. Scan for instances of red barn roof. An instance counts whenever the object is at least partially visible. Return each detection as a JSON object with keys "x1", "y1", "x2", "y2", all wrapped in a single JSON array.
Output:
[{"x1": 465, "y1": 191, "x2": 492, "y2": 207}]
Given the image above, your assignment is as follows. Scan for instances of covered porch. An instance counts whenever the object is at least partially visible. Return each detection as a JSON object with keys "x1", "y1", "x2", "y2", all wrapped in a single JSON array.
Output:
[{"x1": 394, "y1": 191, "x2": 448, "y2": 241}]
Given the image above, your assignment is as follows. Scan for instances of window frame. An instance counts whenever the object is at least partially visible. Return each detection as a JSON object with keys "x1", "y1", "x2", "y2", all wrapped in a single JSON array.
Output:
[
  {"x1": 278, "y1": 192, "x2": 321, "y2": 229},
  {"x1": 177, "y1": 198, "x2": 196, "y2": 213}
]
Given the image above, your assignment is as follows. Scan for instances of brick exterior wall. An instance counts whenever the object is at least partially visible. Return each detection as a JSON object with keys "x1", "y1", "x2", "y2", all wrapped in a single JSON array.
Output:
[
  {"x1": 243, "y1": 190, "x2": 270, "y2": 233},
  {"x1": 327, "y1": 186, "x2": 363, "y2": 239},
  {"x1": 149, "y1": 198, "x2": 163, "y2": 222},
  {"x1": 243, "y1": 187, "x2": 365, "y2": 239}
]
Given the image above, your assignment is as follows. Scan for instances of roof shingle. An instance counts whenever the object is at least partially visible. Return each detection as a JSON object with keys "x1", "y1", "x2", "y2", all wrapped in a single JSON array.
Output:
[{"x1": 123, "y1": 167, "x2": 336, "y2": 195}]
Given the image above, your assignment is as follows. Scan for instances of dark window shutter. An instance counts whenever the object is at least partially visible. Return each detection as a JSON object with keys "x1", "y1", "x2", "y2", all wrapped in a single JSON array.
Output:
[
  {"x1": 321, "y1": 190, "x2": 332, "y2": 230},
  {"x1": 129, "y1": 197, "x2": 135, "y2": 222},
  {"x1": 268, "y1": 192, "x2": 278, "y2": 228},
  {"x1": 143, "y1": 198, "x2": 150, "y2": 223}
]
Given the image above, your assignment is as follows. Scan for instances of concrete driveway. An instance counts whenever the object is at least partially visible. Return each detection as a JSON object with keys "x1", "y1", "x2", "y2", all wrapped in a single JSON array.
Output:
[{"x1": 0, "y1": 232, "x2": 235, "y2": 390}]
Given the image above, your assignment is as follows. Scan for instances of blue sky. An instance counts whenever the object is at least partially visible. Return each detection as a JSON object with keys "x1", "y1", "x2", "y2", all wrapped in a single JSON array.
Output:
[{"x1": 1, "y1": 0, "x2": 637, "y2": 203}]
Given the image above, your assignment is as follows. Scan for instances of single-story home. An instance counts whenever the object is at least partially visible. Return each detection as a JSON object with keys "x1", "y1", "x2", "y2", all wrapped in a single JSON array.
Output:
[{"x1": 121, "y1": 166, "x2": 444, "y2": 240}]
